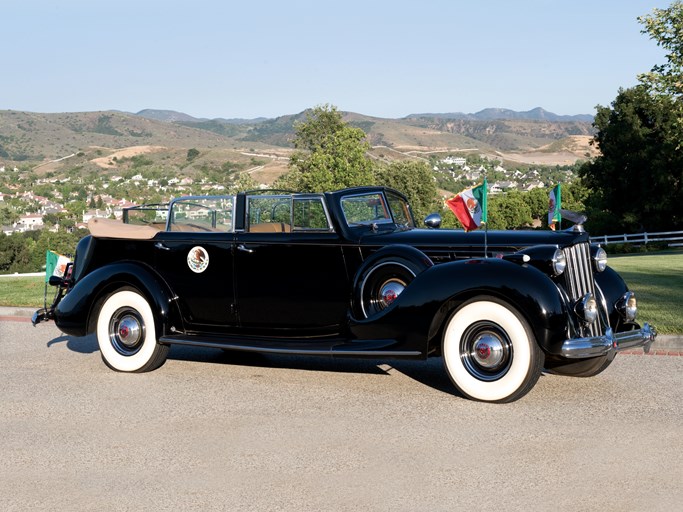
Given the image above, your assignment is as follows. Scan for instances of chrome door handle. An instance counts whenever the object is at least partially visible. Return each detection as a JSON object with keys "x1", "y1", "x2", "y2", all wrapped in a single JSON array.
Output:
[
  {"x1": 237, "y1": 244, "x2": 254, "y2": 253},
  {"x1": 154, "y1": 242, "x2": 170, "y2": 251}
]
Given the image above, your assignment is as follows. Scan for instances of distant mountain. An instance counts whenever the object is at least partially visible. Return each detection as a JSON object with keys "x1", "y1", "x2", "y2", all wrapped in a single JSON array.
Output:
[
  {"x1": 135, "y1": 109, "x2": 267, "y2": 125},
  {"x1": 406, "y1": 107, "x2": 593, "y2": 123},
  {"x1": 136, "y1": 109, "x2": 204, "y2": 123},
  {"x1": 0, "y1": 107, "x2": 595, "y2": 167}
]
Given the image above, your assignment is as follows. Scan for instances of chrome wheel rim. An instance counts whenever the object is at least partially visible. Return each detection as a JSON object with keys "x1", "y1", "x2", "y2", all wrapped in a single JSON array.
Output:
[
  {"x1": 460, "y1": 321, "x2": 512, "y2": 381},
  {"x1": 109, "y1": 307, "x2": 145, "y2": 356}
]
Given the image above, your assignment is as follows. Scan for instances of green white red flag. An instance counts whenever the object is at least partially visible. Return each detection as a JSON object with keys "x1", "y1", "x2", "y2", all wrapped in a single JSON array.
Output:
[
  {"x1": 446, "y1": 179, "x2": 488, "y2": 232},
  {"x1": 44, "y1": 250, "x2": 70, "y2": 283},
  {"x1": 548, "y1": 183, "x2": 561, "y2": 230}
]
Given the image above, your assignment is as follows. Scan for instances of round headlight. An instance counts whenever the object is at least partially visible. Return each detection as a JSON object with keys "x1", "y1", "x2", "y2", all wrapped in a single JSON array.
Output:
[
  {"x1": 552, "y1": 248, "x2": 566, "y2": 276},
  {"x1": 593, "y1": 246, "x2": 608, "y2": 272}
]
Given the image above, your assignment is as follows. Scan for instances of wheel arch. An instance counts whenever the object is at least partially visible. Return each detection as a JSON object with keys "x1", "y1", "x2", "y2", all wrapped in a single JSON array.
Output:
[
  {"x1": 56, "y1": 262, "x2": 183, "y2": 338},
  {"x1": 423, "y1": 259, "x2": 569, "y2": 357}
]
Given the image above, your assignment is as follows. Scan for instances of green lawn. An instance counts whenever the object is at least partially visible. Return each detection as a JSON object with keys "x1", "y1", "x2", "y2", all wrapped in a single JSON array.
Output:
[
  {"x1": 0, "y1": 276, "x2": 49, "y2": 308},
  {"x1": 607, "y1": 252, "x2": 683, "y2": 335},
  {"x1": 1, "y1": 252, "x2": 681, "y2": 333}
]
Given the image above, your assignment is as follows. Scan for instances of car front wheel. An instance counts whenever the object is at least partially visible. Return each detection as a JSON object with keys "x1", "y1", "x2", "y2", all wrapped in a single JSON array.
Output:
[
  {"x1": 96, "y1": 289, "x2": 169, "y2": 372},
  {"x1": 442, "y1": 297, "x2": 543, "y2": 403}
]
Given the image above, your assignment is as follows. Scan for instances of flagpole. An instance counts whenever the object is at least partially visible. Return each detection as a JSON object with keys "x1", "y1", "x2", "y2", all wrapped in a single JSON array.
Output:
[{"x1": 483, "y1": 176, "x2": 488, "y2": 258}]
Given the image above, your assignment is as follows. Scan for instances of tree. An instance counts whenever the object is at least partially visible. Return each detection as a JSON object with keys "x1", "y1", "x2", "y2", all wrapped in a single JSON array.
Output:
[
  {"x1": 576, "y1": 3, "x2": 683, "y2": 233},
  {"x1": 487, "y1": 192, "x2": 534, "y2": 230},
  {"x1": 578, "y1": 86, "x2": 683, "y2": 232},
  {"x1": 186, "y1": 148, "x2": 200, "y2": 162},
  {"x1": 278, "y1": 105, "x2": 376, "y2": 192},
  {"x1": 375, "y1": 161, "x2": 440, "y2": 223},
  {"x1": 637, "y1": 1, "x2": 683, "y2": 101}
]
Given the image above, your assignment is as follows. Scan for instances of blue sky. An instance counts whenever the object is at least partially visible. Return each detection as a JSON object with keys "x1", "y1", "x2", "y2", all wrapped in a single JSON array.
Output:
[{"x1": 2, "y1": 0, "x2": 672, "y2": 119}]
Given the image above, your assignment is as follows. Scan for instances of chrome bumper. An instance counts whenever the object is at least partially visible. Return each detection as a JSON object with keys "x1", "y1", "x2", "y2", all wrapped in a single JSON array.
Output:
[
  {"x1": 32, "y1": 307, "x2": 54, "y2": 326},
  {"x1": 561, "y1": 323, "x2": 657, "y2": 359}
]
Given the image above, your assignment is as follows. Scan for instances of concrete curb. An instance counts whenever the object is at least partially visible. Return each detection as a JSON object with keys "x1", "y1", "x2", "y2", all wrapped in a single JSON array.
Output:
[{"x1": 2, "y1": 306, "x2": 681, "y2": 354}]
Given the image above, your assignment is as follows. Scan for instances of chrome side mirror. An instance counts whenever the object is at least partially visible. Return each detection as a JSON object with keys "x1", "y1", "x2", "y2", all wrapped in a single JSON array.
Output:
[{"x1": 424, "y1": 213, "x2": 442, "y2": 229}]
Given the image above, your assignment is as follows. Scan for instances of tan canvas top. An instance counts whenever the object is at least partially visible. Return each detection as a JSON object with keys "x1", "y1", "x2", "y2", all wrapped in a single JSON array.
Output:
[{"x1": 88, "y1": 217, "x2": 161, "y2": 240}]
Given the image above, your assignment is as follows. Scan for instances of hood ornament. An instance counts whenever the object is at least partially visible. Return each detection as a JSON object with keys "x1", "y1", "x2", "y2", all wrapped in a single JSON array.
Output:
[{"x1": 561, "y1": 209, "x2": 588, "y2": 233}]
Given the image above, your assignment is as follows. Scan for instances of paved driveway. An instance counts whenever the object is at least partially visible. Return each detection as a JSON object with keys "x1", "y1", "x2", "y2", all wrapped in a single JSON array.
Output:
[{"x1": 1, "y1": 320, "x2": 681, "y2": 511}]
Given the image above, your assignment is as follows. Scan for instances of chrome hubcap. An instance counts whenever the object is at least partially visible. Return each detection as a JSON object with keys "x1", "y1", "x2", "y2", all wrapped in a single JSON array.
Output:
[
  {"x1": 117, "y1": 315, "x2": 142, "y2": 347},
  {"x1": 460, "y1": 322, "x2": 512, "y2": 381},
  {"x1": 472, "y1": 334, "x2": 505, "y2": 369},
  {"x1": 109, "y1": 308, "x2": 145, "y2": 356},
  {"x1": 378, "y1": 279, "x2": 406, "y2": 309}
]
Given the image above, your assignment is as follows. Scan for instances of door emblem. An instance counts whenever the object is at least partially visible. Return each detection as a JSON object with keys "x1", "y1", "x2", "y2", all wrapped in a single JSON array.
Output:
[{"x1": 187, "y1": 246, "x2": 209, "y2": 273}]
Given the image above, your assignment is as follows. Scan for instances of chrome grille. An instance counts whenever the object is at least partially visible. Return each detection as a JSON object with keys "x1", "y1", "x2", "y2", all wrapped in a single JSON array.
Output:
[{"x1": 563, "y1": 243, "x2": 603, "y2": 337}]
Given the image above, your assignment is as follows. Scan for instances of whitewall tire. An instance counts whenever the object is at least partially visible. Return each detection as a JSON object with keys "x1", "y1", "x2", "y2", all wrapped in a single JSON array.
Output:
[
  {"x1": 96, "y1": 290, "x2": 169, "y2": 372},
  {"x1": 442, "y1": 297, "x2": 543, "y2": 403}
]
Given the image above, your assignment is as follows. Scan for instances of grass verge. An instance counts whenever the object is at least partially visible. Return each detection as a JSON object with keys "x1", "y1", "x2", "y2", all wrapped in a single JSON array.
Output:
[
  {"x1": 1, "y1": 252, "x2": 681, "y2": 333},
  {"x1": 0, "y1": 276, "x2": 48, "y2": 308},
  {"x1": 607, "y1": 252, "x2": 683, "y2": 335}
]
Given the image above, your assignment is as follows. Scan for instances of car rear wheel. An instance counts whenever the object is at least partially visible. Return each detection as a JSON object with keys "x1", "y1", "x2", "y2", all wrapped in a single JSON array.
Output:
[
  {"x1": 96, "y1": 289, "x2": 169, "y2": 372},
  {"x1": 442, "y1": 297, "x2": 543, "y2": 403}
]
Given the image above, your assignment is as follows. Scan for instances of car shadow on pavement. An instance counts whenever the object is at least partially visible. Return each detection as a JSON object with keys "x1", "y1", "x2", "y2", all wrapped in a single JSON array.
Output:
[
  {"x1": 47, "y1": 333, "x2": 99, "y2": 354},
  {"x1": 169, "y1": 345, "x2": 392, "y2": 375},
  {"x1": 169, "y1": 345, "x2": 459, "y2": 396},
  {"x1": 49, "y1": 335, "x2": 459, "y2": 396}
]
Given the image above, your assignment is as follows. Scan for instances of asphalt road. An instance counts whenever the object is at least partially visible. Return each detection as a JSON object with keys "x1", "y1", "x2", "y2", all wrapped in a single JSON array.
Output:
[{"x1": 1, "y1": 320, "x2": 681, "y2": 512}]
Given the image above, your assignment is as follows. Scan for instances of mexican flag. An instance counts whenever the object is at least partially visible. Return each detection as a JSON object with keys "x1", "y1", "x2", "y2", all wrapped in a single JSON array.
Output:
[
  {"x1": 548, "y1": 184, "x2": 561, "y2": 230},
  {"x1": 45, "y1": 250, "x2": 70, "y2": 283},
  {"x1": 446, "y1": 179, "x2": 488, "y2": 232}
]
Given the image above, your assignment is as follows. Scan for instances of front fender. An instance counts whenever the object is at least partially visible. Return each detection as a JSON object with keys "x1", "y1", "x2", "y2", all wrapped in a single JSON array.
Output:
[
  {"x1": 595, "y1": 266, "x2": 632, "y2": 332},
  {"x1": 349, "y1": 258, "x2": 569, "y2": 356},
  {"x1": 55, "y1": 262, "x2": 182, "y2": 338}
]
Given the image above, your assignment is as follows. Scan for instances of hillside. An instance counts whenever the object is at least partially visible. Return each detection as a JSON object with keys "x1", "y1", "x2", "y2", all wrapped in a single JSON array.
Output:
[{"x1": 0, "y1": 108, "x2": 596, "y2": 176}]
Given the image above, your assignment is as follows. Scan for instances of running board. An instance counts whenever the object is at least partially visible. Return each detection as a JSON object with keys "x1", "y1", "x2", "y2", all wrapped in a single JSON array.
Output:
[{"x1": 159, "y1": 333, "x2": 421, "y2": 358}]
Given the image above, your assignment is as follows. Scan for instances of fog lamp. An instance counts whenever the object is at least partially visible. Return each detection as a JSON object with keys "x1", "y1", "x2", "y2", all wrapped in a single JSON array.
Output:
[
  {"x1": 575, "y1": 293, "x2": 598, "y2": 324},
  {"x1": 616, "y1": 292, "x2": 638, "y2": 322}
]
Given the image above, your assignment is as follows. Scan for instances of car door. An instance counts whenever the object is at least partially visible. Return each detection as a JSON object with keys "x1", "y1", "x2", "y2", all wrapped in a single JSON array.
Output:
[
  {"x1": 153, "y1": 197, "x2": 237, "y2": 330},
  {"x1": 234, "y1": 194, "x2": 349, "y2": 333}
]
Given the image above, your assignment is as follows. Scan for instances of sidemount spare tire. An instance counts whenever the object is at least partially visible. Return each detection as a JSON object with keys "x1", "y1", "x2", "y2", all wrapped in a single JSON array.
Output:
[{"x1": 353, "y1": 246, "x2": 432, "y2": 319}]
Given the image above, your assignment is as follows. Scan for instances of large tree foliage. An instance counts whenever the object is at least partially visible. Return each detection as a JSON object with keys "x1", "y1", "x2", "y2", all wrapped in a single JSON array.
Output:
[
  {"x1": 278, "y1": 105, "x2": 375, "y2": 192},
  {"x1": 638, "y1": 1, "x2": 683, "y2": 101},
  {"x1": 579, "y1": 86, "x2": 683, "y2": 232},
  {"x1": 578, "y1": 3, "x2": 683, "y2": 233},
  {"x1": 375, "y1": 161, "x2": 440, "y2": 223}
]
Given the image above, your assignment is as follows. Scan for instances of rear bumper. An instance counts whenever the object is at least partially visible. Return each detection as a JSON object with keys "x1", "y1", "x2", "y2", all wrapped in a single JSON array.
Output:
[
  {"x1": 31, "y1": 307, "x2": 54, "y2": 326},
  {"x1": 561, "y1": 323, "x2": 657, "y2": 358}
]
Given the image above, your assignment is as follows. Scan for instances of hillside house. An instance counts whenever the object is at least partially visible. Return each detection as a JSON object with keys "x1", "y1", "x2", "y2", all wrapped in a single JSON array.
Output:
[
  {"x1": 17, "y1": 213, "x2": 44, "y2": 231},
  {"x1": 441, "y1": 156, "x2": 466, "y2": 167}
]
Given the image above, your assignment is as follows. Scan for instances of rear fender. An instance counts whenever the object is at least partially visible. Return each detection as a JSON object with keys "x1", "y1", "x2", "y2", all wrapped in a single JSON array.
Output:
[{"x1": 55, "y1": 262, "x2": 183, "y2": 338}]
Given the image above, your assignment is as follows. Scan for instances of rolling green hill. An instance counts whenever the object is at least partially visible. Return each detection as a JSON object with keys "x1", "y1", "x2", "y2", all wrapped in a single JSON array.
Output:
[{"x1": 0, "y1": 108, "x2": 596, "y2": 174}]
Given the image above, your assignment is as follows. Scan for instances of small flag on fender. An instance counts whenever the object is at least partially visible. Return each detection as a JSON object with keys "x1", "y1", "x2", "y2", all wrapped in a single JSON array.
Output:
[
  {"x1": 44, "y1": 250, "x2": 70, "y2": 283},
  {"x1": 548, "y1": 184, "x2": 561, "y2": 230}
]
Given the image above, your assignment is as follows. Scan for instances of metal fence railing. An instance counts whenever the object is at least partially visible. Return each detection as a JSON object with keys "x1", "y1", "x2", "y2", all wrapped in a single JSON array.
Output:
[{"x1": 590, "y1": 230, "x2": 683, "y2": 247}]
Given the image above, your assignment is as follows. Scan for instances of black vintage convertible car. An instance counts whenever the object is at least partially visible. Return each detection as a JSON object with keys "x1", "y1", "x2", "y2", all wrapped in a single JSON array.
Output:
[{"x1": 34, "y1": 186, "x2": 656, "y2": 402}]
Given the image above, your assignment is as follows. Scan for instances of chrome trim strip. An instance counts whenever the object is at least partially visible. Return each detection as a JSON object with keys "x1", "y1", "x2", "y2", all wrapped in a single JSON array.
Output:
[{"x1": 560, "y1": 323, "x2": 657, "y2": 358}]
